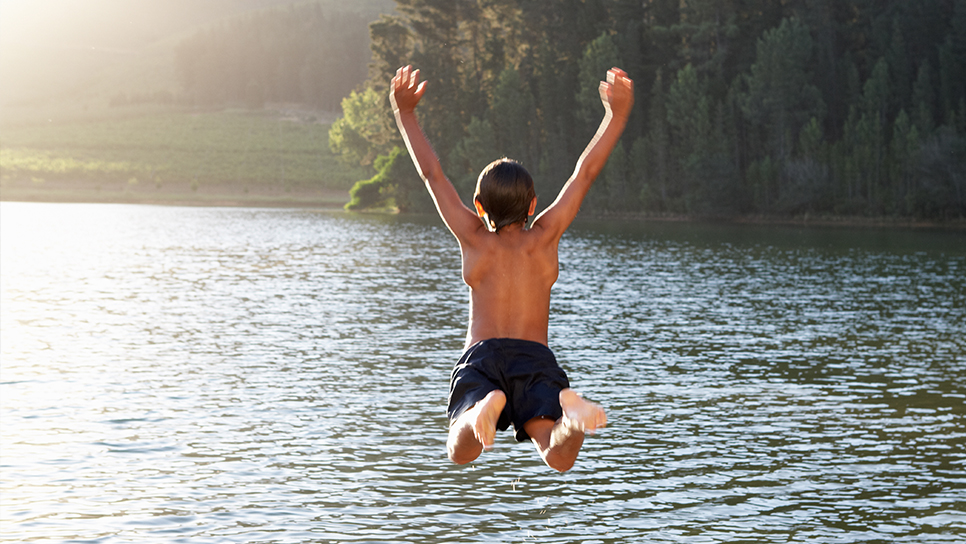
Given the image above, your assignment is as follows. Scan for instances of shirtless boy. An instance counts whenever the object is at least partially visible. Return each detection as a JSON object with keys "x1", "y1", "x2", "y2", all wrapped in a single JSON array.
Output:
[{"x1": 391, "y1": 65, "x2": 633, "y2": 472}]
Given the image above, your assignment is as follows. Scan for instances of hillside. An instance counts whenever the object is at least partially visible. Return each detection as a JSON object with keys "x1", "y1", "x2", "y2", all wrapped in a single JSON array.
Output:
[
  {"x1": 0, "y1": 0, "x2": 394, "y2": 207},
  {"x1": 0, "y1": 0, "x2": 393, "y2": 118}
]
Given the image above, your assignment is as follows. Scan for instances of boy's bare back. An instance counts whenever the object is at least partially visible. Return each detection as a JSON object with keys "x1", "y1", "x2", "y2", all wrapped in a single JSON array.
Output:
[{"x1": 460, "y1": 220, "x2": 559, "y2": 347}]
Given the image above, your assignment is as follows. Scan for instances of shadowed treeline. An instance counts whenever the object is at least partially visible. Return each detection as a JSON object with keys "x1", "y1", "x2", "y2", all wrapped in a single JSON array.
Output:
[{"x1": 334, "y1": 0, "x2": 966, "y2": 222}]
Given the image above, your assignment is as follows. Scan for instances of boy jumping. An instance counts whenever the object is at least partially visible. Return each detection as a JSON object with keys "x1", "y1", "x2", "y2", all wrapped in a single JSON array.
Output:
[{"x1": 391, "y1": 65, "x2": 633, "y2": 472}]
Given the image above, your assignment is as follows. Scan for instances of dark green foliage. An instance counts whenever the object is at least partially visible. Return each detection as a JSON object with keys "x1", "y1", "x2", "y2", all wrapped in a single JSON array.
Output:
[
  {"x1": 331, "y1": 0, "x2": 966, "y2": 220},
  {"x1": 489, "y1": 68, "x2": 537, "y2": 168},
  {"x1": 448, "y1": 117, "x2": 498, "y2": 198},
  {"x1": 346, "y1": 147, "x2": 405, "y2": 210},
  {"x1": 345, "y1": 146, "x2": 433, "y2": 212},
  {"x1": 577, "y1": 33, "x2": 623, "y2": 140},
  {"x1": 740, "y1": 18, "x2": 825, "y2": 162},
  {"x1": 345, "y1": 171, "x2": 390, "y2": 211},
  {"x1": 912, "y1": 128, "x2": 966, "y2": 219},
  {"x1": 345, "y1": 153, "x2": 391, "y2": 211}
]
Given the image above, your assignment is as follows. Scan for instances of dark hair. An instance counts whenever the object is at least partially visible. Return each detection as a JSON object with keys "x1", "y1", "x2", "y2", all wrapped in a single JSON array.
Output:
[{"x1": 474, "y1": 158, "x2": 535, "y2": 232}]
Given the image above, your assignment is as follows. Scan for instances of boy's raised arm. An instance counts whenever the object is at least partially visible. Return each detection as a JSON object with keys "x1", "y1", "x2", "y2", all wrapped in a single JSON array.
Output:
[
  {"x1": 532, "y1": 68, "x2": 634, "y2": 238},
  {"x1": 391, "y1": 66, "x2": 482, "y2": 241}
]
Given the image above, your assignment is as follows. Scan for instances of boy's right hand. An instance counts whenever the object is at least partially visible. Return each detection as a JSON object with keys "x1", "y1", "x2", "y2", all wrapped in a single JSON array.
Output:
[
  {"x1": 599, "y1": 67, "x2": 634, "y2": 119},
  {"x1": 390, "y1": 65, "x2": 427, "y2": 114}
]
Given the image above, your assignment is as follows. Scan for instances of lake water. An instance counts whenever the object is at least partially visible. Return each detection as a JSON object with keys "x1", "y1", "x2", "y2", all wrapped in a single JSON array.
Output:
[{"x1": 1, "y1": 201, "x2": 964, "y2": 543}]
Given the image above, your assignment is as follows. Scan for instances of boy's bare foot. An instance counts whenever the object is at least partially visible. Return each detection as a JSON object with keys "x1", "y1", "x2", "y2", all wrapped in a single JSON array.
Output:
[
  {"x1": 559, "y1": 389, "x2": 607, "y2": 435},
  {"x1": 468, "y1": 389, "x2": 506, "y2": 450}
]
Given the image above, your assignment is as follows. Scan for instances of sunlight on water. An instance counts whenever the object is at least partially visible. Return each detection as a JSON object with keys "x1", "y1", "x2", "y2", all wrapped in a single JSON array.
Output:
[{"x1": 1, "y1": 202, "x2": 964, "y2": 543}]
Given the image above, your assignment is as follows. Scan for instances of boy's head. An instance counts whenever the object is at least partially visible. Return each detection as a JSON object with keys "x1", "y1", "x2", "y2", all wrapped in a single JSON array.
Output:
[{"x1": 473, "y1": 158, "x2": 536, "y2": 232}]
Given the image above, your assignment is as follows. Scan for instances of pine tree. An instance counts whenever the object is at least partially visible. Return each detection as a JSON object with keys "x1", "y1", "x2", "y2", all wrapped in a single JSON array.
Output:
[
  {"x1": 489, "y1": 67, "x2": 537, "y2": 167},
  {"x1": 666, "y1": 64, "x2": 713, "y2": 212},
  {"x1": 912, "y1": 60, "x2": 937, "y2": 136},
  {"x1": 889, "y1": 109, "x2": 919, "y2": 215},
  {"x1": 860, "y1": 57, "x2": 890, "y2": 212},
  {"x1": 576, "y1": 33, "x2": 623, "y2": 140},
  {"x1": 368, "y1": 15, "x2": 413, "y2": 93},
  {"x1": 741, "y1": 18, "x2": 825, "y2": 162},
  {"x1": 448, "y1": 117, "x2": 499, "y2": 197},
  {"x1": 645, "y1": 70, "x2": 670, "y2": 211}
]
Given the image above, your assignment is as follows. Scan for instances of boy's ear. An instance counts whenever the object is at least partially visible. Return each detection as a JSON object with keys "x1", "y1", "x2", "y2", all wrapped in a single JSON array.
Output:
[
  {"x1": 474, "y1": 197, "x2": 486, "y2": 218},
  {"x1": 528, "y1": 196, "x2": 537, "y2": 216}
]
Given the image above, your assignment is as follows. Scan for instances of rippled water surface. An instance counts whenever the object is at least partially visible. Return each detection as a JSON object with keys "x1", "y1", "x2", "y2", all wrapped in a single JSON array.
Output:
[{"x1": 2, "y1": 202, "x2": 964, "y2": 543}]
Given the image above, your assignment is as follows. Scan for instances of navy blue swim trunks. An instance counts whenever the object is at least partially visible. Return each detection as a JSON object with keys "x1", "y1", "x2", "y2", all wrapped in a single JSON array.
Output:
[{"x1": 447, "y1": 338, "x2": 570, "y2": 442}]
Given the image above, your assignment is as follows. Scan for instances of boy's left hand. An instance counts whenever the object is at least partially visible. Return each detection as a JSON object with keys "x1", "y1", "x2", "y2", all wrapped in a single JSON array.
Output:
[
  {"x1": 390, "y1": 65, "x2": 427, "y2": 114},
  {"x1": 599, "y1": 67, "x2": 634, "y2": 119}
]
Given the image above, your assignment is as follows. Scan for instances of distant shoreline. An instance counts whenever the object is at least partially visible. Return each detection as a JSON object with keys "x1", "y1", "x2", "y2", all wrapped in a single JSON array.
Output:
[
  {"x1": 0, "y1": 181, "x2": 349, "y2": 210},
  {"x1": 575, "y1": 210, "x2": 966, "y2": 230},
  {"x1": 3, "y1": 183, "x2": 965, "y2": 230}
]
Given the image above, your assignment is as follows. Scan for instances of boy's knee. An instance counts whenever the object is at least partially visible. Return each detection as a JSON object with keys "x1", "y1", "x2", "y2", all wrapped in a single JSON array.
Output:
[
  {"x1": 446, "y1": 431, "x2": 482, "y2": 465},
  {"x1": 543, "y1": 451, "x2": 576, "y2": 473},
  {"x1": 447, "y1": 445, "x2": 480, "y2": 465}
]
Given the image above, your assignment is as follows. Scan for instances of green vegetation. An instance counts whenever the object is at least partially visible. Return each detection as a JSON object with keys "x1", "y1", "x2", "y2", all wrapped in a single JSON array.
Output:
[
  {"x1": 1, "y1": 149, "x2": 138, "y2": 180},
  {"x1": 1, "y1": 110, "x2": 365, "y2": 203},
  {"x1": 331, "y1": 0, "x2": 966, "y2": 221},
  {"x1": 344, "y1": 146, "x2": 433, "y2": 212},
  {"x1": 329, "y1": 88, "x2": 397, "y2": 169},
  {"x1": 345, "y1": 147, "x2": 403, "y2": 211}
]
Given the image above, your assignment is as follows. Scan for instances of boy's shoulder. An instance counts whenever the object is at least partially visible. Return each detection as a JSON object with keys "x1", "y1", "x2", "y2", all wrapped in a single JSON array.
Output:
[{"x1": 461, "y1": 225, "x2": 559, "y2": 263}]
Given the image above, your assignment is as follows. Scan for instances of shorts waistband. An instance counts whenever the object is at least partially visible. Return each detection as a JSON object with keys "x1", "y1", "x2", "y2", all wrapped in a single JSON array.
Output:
[{"x1": 466, "y1": 337, "x2": 552, "y2": 353}]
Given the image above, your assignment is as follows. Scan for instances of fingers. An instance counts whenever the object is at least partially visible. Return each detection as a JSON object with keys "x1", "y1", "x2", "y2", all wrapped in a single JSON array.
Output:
[
  {"x1": 605, "y1": 67, "x2": 632, "y2": 90},
  {"x1": 392, "y1": 65, "x2": 411, "y2": 89},
  {"x1": 607, "y1": 67, "x2": 627, "y2": 81},
  {"x1": 600, "y1": 68, "x2": 633, "y2": 115},
  {"x1": 599, "y1": 80, "x2": 612, "y2": 103},
  {"x1": 392, "y1": 65, "x2": 426, "y2": 93},
  {"x1": 392, "y1": 66, "x2": 403, "y2": 91}
]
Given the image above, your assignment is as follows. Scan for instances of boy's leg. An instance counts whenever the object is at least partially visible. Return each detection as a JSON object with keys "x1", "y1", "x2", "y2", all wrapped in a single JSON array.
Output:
[
  {"x1": 523, "y1": 389, "x2": 607, "y2": 472},
  {"x1": 447, "y1": 389, "x2": 507, "y2": 465}
]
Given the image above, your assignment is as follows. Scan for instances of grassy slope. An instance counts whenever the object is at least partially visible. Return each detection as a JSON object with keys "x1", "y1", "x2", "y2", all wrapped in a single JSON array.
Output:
[{"x1": 1, "y1": 108, "x2": 368, "y2": 206}]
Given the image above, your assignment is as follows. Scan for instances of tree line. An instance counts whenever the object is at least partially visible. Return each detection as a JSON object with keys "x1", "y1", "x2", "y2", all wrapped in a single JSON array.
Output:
[
  {"x1": 174, "y1": 2, "x2": 381, "y2": 111},
  {"x1": 334, "y1": 0, "x2": 966, "y2": 220}
]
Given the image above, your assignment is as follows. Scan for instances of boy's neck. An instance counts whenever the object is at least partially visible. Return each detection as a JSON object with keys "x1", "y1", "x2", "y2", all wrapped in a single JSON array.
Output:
[{"x1": 494, "y1": 221, "x2": 529, "y2": 234}]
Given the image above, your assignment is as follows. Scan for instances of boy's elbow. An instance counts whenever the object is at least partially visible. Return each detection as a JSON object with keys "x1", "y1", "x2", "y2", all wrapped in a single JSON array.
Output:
[
  {"x1": 571, "y1": 167, "x2": 601, "y2": 191},
  {"x1": 424, "y1": 163, "x2": 447, "y2": 185}
]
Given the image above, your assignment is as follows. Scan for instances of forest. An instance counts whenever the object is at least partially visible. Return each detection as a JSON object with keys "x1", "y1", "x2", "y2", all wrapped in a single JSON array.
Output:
[
  {"x1": 173, "y1": 3, "x2": 381, "y2": 111},
  {"x1": 333, "y1": 0, "x2": 966, "y2": 220}
]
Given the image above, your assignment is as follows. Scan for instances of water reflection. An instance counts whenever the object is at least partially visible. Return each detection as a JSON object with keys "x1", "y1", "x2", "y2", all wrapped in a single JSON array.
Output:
[{"x1": 1, "y1": 202, "x2": 964, "y2": 543}]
